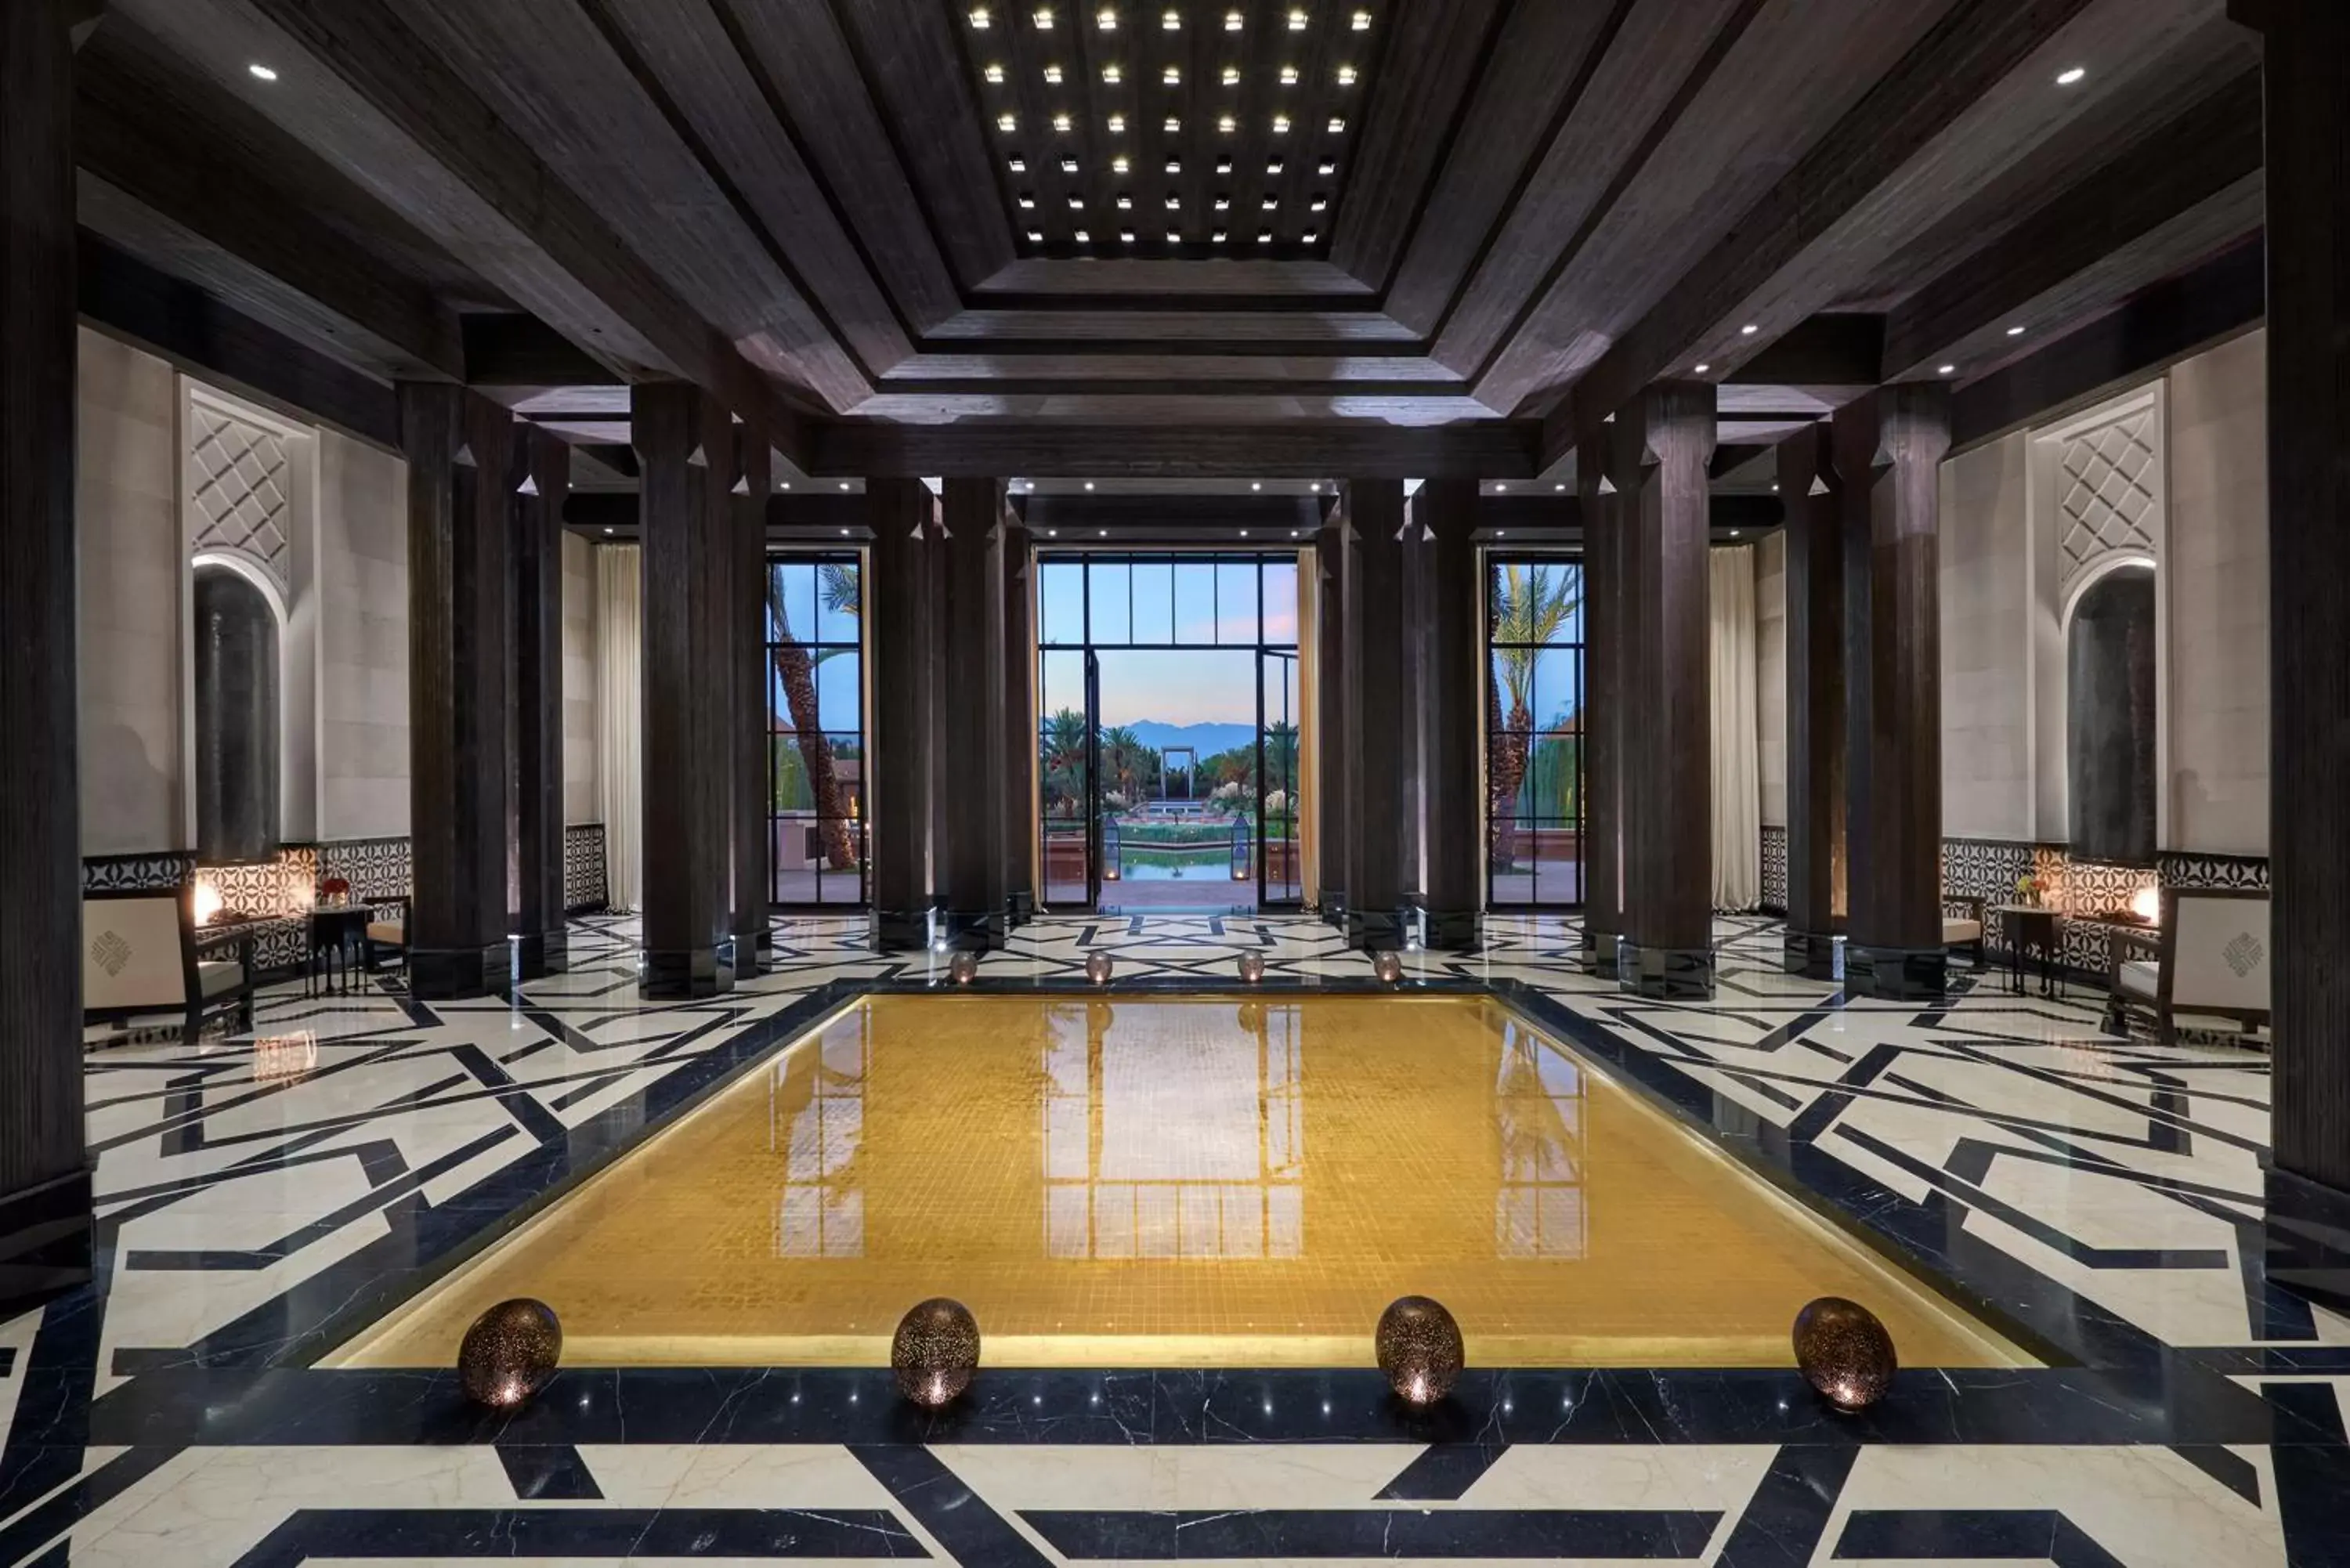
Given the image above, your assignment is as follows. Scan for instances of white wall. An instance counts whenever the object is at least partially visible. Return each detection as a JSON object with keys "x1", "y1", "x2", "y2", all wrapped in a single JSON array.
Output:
[
  {"x1": 316, "y1": 430, "x2": 410, "y2": 839},
  {"x1": 2165, "y1": 329, "x2": 2269, "y2": 854},
  {"x1": 76, "y1": 329, "x2": 184, "y2": 854},
  {"x1": 1938, "y1": 430, "x2": 2035, "y2": 840},
  {"x1": 1754, "y1": 529, "x2": 1787, "y2": 828},
  {"x1": 562, "y1": 530, "x2": 602, "y2": 826}
]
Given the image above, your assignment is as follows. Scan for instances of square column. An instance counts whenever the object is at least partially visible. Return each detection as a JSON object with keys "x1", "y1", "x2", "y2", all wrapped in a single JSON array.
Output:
[
  {"x1": 633, "y1": 383, "x2": 735, "y2": 999},
  {"x1": 1578, "y1": 425, "x2": 1624, "y2": 971},
  {"x1": 1341, "y1": 479, "x2": 1408, "y2": 949},
  {"x1": 867, "y1": 478, "x2": 935, "y2": 949},
  {"x1": 1315, "y1": 513, "x2": 1349, "y2": 925},
  {"x1": 1779, "y1": 423, "x2": 1846, "y2": 977},
  {"x1": 938, "y1": 478, "x2": 1008, "y2": 949},
  {"x1": 0, "y1": 0, "x2": 89, "y2": 1310},
  {"x1": 512, "y1": 426, "x2": 569, "y2": 980},
  {"x1": 1617, "y1": 383, "x2": 1718, "y2": 999},
  {"x1": 1415, "y1": 478, "x2": 1483, "y2": 950},
  {"x1": 402, "y1": 383, "x2": 517, "y2": 999},
  {"x1": 1003, "y1": 514, "x2": 1036, "y2": 928},
  {"x1": 1836, "y1": 386, "x2": 1950, "y2": 1001},
  {"x1": 2236, "y1": 0, "x2": 2350, "y2": 1310},
  {"x1": 728, "y1": 432, "x2": 772, "y2": 974}
]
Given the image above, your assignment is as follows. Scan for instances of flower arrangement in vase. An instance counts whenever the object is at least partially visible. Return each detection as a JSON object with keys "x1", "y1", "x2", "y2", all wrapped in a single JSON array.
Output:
[
  {"x1": 320, "y1": 876, "x2": 352, "y2": 909},
  {"x1": 2015, "y1": 873, "x2": 2042, "y2": 909}
]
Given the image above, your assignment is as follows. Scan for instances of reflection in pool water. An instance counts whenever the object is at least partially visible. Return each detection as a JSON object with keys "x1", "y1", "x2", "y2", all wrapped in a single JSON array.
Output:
[{"x1": 335, "y1": 995, "x2": 2030, "y2": 1370}]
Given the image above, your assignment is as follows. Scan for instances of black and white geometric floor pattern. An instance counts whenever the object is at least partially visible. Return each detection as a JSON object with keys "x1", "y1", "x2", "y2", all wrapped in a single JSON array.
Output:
[{"x1": 5, "y1": 909, "x2": 2345, "y2": 1566}]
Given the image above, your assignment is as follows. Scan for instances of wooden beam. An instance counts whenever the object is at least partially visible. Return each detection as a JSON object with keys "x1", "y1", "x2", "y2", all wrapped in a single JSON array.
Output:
[
  {"x1": 1562, "y1": 0, "x2": 2185, "y2": 426},
  {"x1": 1881, "y1": 71, "x2": 2265, "y2": 383},
  {"x1": 109, "y1": 0, "x2": 810, "y2": 467},
  {"x1": 78, "y1": 233, "x2": 400, "y2": 449},
  {"x1": 809, "y1": 421, "x2": 1538, "y2": 479},
  {"x1": 463, "y1": 314, "x2": 623, "y2": 387},
  {"x1": 1949, "y1": 239, "x2": 2263, "y2": 452},
  {"x1": 74, "y1": 31, "x2": 463, "y2": 381},
  {"x1": 1727, "y1": 315, "x2": 1885, "y2": 388}
]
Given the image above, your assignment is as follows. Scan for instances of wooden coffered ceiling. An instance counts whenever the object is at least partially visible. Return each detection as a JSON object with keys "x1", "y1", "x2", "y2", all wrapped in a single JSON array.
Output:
[{"x1": 74, "y1": 0, "x2": 2263, "y2": 475}]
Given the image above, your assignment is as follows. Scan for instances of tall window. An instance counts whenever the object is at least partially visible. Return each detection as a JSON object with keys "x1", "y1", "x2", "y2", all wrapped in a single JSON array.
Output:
[
  {"x1": 1486, "y1": 559, "x2": 1585, "y2": 909},
  {"x1": 766, "y1": 553, "x2": 866, "y2": 906},
  {"x1": 191, "y1": 563, "x2": 281, "y2": 863},
  {"x1": 2067, "y1": 565, "x2": 2157, "y2": 864}
]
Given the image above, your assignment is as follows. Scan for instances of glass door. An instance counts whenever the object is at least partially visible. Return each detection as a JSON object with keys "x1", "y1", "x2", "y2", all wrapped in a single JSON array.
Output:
[
  {"x1": 1258, "y1": 650, "x2": 1302, "y2": 907},
  {"x1": 1039, "y1": 647, "x2": 1094, "y2": 909},
  {"x1": 1085, "y1": 649, "x2": 1104, "y2": 908}
]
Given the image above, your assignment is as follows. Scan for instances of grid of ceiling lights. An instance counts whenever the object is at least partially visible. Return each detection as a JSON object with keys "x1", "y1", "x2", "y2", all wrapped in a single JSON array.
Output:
[{"x1": 971, "y1": 5, "x2": 1367, "y2": 253}]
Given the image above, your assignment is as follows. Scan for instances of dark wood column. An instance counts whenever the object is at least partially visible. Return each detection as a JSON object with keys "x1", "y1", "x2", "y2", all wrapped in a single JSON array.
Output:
[
  {"x1": 1578, "y1": 426, "x2": 1623, "y2": 971},
  {"x1": 1778, "y1": 422, "x2": 1846, "y2": 977},
  {"x1": 633, "y1": 383, "x2": 734, "y2": 998},
  {"x1": 938, "y1": 478, "x2": 1008, "y2": 949},
  {"x1": 868, "y1": 478, "x2": 935, "y2": 949},
  {"x1": 0, "y1": 0, "x2": 89, "y2": 1310},
  {"x1": 729, "y1": 431, "x2": 772, "y2": 972},
  {"x1": 511, "y1": 425, "x2": 569, "y2": 980},
  {"x1": 1617, "y1": 383, "x2": 1717, "y2": 998},
  {"x1": 2237, "y1": 0, "x2": 2350, "y2": 1310},
  {"x1": 1315, "y1": 512, "x2": 1349, "y2": 925},
  {"x1": 403, "y1": 383, "x2": 516, "y2": 999},
  {"x1": 1835, "y1": 385, "x2": 1950, "y2": 1001},
  {"x1": 1003, "y1": 512, "x2": 1036, "y2": 927},
  {"x1": 1415, "y1": 479, "x2": 1483, "y2": 949},
  {"x1": 1342, "y1": 479, "x2": 1408, "y2": 949}
]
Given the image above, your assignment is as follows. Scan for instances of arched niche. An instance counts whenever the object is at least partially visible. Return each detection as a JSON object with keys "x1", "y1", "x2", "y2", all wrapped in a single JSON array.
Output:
[
  {"x1": 2066, "y1": 562, "x2": 2157, "y2": 864},
  {"x1": 192, "y1": 562, "x2": 282, "y2": 862}
]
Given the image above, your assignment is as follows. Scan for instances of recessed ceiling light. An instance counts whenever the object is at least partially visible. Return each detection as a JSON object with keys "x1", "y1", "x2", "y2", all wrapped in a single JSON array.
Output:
[
  {"x1": 1694, "y1": 363, "x2": 1710, "y2": 374},
  {"x1": 838, "y1": 481, "x2": 852, "y2": 491},
  {"x1": 2056, "y1": 65, "x2": 2086, "y2": 85},
  {"x1": 985, "y1": 62, "x2": 1005, "y2": 81},
  {"x1": 1068, "y1": 194, "x2": 1086, "y2": 209},
  {"x1": 1730, "y1": 529, "x2": 1742, "y2": 538},
  {"x1": 1085, "y1": 481, "x2": 1096, "y2": 490},
  {"x1": 1213, "y1": 229, "x2": 1227, "y2": 242},
  {"x1": 1495, "y1": 529, "x2": 1506, "y2": 537},
  {"x1": 1045, "y1": 63, "x2": 1064, "y2": 82},
  {"x1": 1009, "y1": 157, "x2": 1027, "y2": 171},
  {"x1": 1223, "y1": 64, "x2": 1241, "y2": 85},
  {"x1": 1098, "y1": 5, "x2": 1118, "y2": 24},
  {"x1": 1164, "y1": 7, "x2": 1180, "y2": 26},
  {"x1": 1288, "y1": 7, "x2": 1307, "y2": 27},
  {"x1": 2006, "y1": 324, "x2": 2026, "y2": 336},
  {"x1": 1033, "y1": 5, "x2": 1055, "y2": 25},
  {"x1": 1164, "y1": 115, "x2": 1180, "y2": 132},
  {"x1": 603, "y1": 526, "x2": 614, "y2": 535},
  {"x1": 1291, "y1": 529, "x2": 1301, "y2": 537},
  {"x1": 1280, "y1": 64, "x2": 1299, "y2": 84},
  {"x1": 1027, "y1": 229, "x2": 1043, "y2": 240},
  {"x1": 1351, "y1": 9, "x2": 1371, "y2": 27},
  {"x1": 1218, "y1": 114, "x2": 1237, "y2": 132},
  {"x1": 1163, "y1": 63, "x2": 1181, "y2": 82},
  {"x1": 1336, "y1": 64, "x2": 1357, "y2": 85},
  {"x1": 248, "y1": 62, "x2": 280, "y2": 81},
  {"x1": 781, "y1": 482, "x2": 792, "y2": 490},
  {"x1": 1075, "y1": 227, "x2": 1090, "y2": 240},
  {"x1": 1318, "y1": 159, "x2": 1336, "y2": 174},
  {"x1": 1098, "y1": 62, "x2": 1117, "y2": 81},
  {"x1": 1239, "y1": 529, "x2": 1249, "y2": 537},
  {"x1": 1326, "y1": 117, "x2": 1345, "y2": 132},
  {"x1": 1251, "y1": 482, "x2": 1262, "y2": 490},
  {"x1": 1740, "y1": 323, "x2": 1758, "y2": 335},
  {"x1": 1939, "y1": 363, "x2": 1958, "y2": 375},
  {"x1": 1122, "y1": 229, "x2": 1136, "y2": 242},
  {"x1": 1258, "y1": 230, "x2": 1273, "y2": 243},
  {"x1": 998, "y1": 112, "x2": 1018, "y2": 131},
  {"x1": 1166, "y1": 194, "x2": 1181, "y2": 208},
  {"x1": 1310, "y1": 196, "x2": 1328, "y2": 211},
  {"x1": 1495, "y1": 482, "x2": 1508, "y2": 492},
  {"x1": 1053, "y1": 112, "x2": 1072, "y2": 131},
  {"x1": 841, "y1": 527, "x2": 851, "y2": 537},
  {"x1": 1309, "y1": 482, "x2": 1321, "y2": 492},
  {"x1": 1262, "y1": 196, "x2": 1278, "y2": 209},
  {"x1": 1267, "y1": 157, "x2": 1284, "y2": 174},
  {"x1": 971, "y1": 5, "x2": 992, "y2": 25},
  {"x1": 1167, "y1": 229, "x2": 1182, "y2": 241},
  {"x1": 1117, "y1": 193, "x2": 1133, "y2": 208},
  {"x1": 1108, "y1": 113, "x2": 1126, "y2": 132},
  {"x1": 1048, "y1": 528, "x2": 1059, "y2": 536},
  {"x1": 1554, "y1": 482, "x2": 1566, "y2": 492},
  {"x1": 1166, "y1": 157, "x2": 1182, "y2": 173},
  {"x1": 1109, "y1": 154, "x2": 1126, "y2": 171},
  {"x1": 1273, "y1": 114, "x2": 1291, "y2": 132},
  {"x1": 1300, "y1": 229, "x2": 1317, "y2": 242}
]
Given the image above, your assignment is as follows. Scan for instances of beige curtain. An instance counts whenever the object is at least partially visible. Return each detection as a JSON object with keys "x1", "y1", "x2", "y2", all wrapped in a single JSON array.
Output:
[
  {"x1": 1710, "y1": 544, "x2": 1761, "y2": 911},
  {"x1": 595, "y1": 544, "x2": 644, "y2": 912}
]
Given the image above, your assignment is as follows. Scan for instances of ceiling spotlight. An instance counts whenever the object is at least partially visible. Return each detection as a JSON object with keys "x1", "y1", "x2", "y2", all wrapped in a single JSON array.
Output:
[
  {"x1": 1326, "y1": 117, "x2": 1345, "y2": 132},
  {"x1": 998, "y1": 112, "x2": 1018, "y2": 131},
  {"x1": 1223, "y1": 64, "x2": 1241, "y2": 85},
  {"x1": 780, "y1": 482, "x2": 792, "y2": 490},
  {"x1": 1164, "y1": 115, "x2": 1180, "y2": 131},
  {"x1": 1166, "y1": 193, "x2": 1181, "y2": 208},
  {"x1": 1085, "y1": 480, "x2": 1096, "y2": 490},
  {"x1": 2056, "y1": 65, "x2": 2086, "y2": 85},
  {"x1": 1318, "y1": 159, "x2": 1336, "y2": 174},
  {"x1": 1045, "y1": 63, "x2": 1064, "y2": 81},
  {"x1": 1068, "y1": 194, "x2": 1085, "y2": 209},
  {"x1": 838, "y1": 481, "x2": 852, "y2": 491},
  {"x1": 1166, "y1": 157, "x2": 1182, "y2": 172},
  {"x1": 1291, "y1": 529, "x2": 1301, "y2": 537},
  {"x1": 1309, "y1": 482, "x2": 1321, "y2": 492},
  {"x1": 1098, "y1": 5, "x2": 1119, "y2": 24},
  {"x1": 1939, "y1": 363, "x2": 1958, "y2": 375},
  {"x1": 1227, "y1": 9, "x2": 1243, "y2": 27},
  {"x1": 2006, "y1": 324, "x2": 2026, "y2": 336},
  {"x1": 1267, "y1": 157, "x2": 1285, "y2": 174},
  {"x1": 1111, "y1": 154, "x2": 1127, "y2": 172},
  {"x1": 1740, "y1": 323, "x2": 1758, "y2": 335},
  {"x1": 1117, "y1": 193, "x2": 1133, "y2": 208},
  {"x1": 1122, "y1": 229, "x2": 1137, "y2": 242},
  {"x1": 602, "y1": 526, "x2": 614, "y2": 535},
  {"x1": 841, "y1": 527, "x2": 851, "y2": 537},
  {"x1": 1289, "y1": 7, "x2": 1308, "y2": 27},
  {"x1": 1213, "y1": 229, "x2": 1227, "y2": 242},
  {"x1": 1027, "y1": 229, "x2": 1044, "y2": 240},
  {"x1": 1337, "y1": 64, "x2": 1357, "y2": 84},
  {"x1": 1300, "y1": 229, "x2": 1317, "y2": 242},
  {"x1": 1099, "y1": 528, "x2": 1109, "y2": 537},
  {"x1": 1251, "y1": 481, "x2": 1262, "y2": 490},
  {"x1": 1108, "y1": 113, "x2": 1126, "y2": 131},
  {"x1": 1495, "y1": 482, "x2": 1508, "y2": 492},
  {"x1": 1258, "y1": 230, "x2": 1273, "y2": 243},
  {"x1": 1010, "y1": 157, "x2": 1027, "y2": 171},
  {"x1": 1033, "y1": 5, "x2": 1054, "y2": 24},
  {"x1": 1099, "y1": 62, "x2": 1118, "y2": 81},
  {"x1": 1075, "y1": 227, "x2": 1090, "y2": 240},
  {"x1": 1167, "y1": 229, "x2": 1182, "y2": 241},
  {"x1": 1730, "y1": 529, "x2": 1742, "y2": 538},
  {"x1": 1280, "y1": 64, "x2": 1299, "y2": 84},
  {"x1": 1694, "y1": 363, "x2": 1711, "y2": 374},
  {"x1": 1273, "y1": 114, "x2": 1291, "y2": 132},
  {"x1": 1554, "y1": 482, "x2": 1566, "y2": 492},
  {"x1": 1238, "y1": 528, "x2": 1250, "y2": 537},
  {"x1": 985, "y1": 62, "x2": 1005, "y2": 81},
  {"x1": 1053, "y1": 111, "x2": 1072, "y2": 131},
  {"x1": 1351, "y1": 8, "x2": 1371, "y2": 27},
  {"x1": 971, "y1": 5, "x2": 992, "y2": 24},
  {"x1": 1262, "y1": 196, "x2": 1278, "y2": 209},
  {"x1": 1310, "y1": 195, "x2": 1328, "y2": 211},
  {"x1": 1218, "y1": 114, "x2": 1237, "y2": 132},
  {"x1": 1163, "y1": 7, "x2": 1181, "y2": 26},
  {"x1": 1163, "y1": 63, "x2": 1181, "y2": 82}
]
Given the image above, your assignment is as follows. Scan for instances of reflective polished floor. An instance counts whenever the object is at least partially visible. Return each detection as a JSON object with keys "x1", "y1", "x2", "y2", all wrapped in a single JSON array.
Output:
[{"x1": 340, "y1": 993, "x2": 2026, "y2": 1370}]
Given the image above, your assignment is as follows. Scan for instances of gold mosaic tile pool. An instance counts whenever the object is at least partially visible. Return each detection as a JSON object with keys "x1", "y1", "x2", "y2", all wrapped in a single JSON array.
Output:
[{"x1": 335, "y1": 995, "x2": 2031, "y2": 1370}]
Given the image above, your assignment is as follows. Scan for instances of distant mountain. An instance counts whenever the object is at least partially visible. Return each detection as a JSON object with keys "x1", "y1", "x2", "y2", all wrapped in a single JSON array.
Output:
[{"x1": 1122, "y1": 721, "x2": 1259, "y2": 759}]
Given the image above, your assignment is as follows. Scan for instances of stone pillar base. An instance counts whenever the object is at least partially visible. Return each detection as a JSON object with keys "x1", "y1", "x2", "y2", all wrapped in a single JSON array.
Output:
[
  {"x1": 0, "y1": 1167, "x2": 92, "y2": 1314},
  {"x1": 1419, "y1": 907, "x2": 1481, "y2": 952},
  {"x1": 1345, "y1": 905, "x2": 1408, "y2": 951},
  {"x1": 871, "y1": 908, "x2": 932, "y2": 952},
  {"x1": 1783, "y1": 928, "x2": 1841, "y2": 979},
  {"x1": 1007, "y1": 891, "x2": 1036, "y2": 929},
  {"x1": 726, "y1": 929, "x2": 765, "y2": 979},
  {"x1": 1616, "y1": 939, "x2": 1716, "y2": 999},
  {"x1": 1580, "y1": 927, "x2": 1621, "y2": 976},
  {"x1": 938, "y1": 909, "x2": 1008, "y2": 951},
  {"x1": 2267, "y1": 1165, "x2": 2350, "y2": 1317},
  {"x1": 409, "y1": 944, "x2": 509, "y2": 1000},
  {"x1": 513, "y1": 928, "x2": 571, "y2": 981},
  {"x1": 1846, "y1": 942, "x2": 1947, "y2": 1001},
  {"x1": 1321, "y1": 890, "x2": 1347, "y2": 931},
  {"x1": 643, "y1": 945, "x2": 732, "y2": 1000}
]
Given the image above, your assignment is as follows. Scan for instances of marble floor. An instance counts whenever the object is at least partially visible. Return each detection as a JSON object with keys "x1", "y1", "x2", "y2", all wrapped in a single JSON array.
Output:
[{"x1": 4, "y1": 909, "x2": 2344, "y2": 1565}]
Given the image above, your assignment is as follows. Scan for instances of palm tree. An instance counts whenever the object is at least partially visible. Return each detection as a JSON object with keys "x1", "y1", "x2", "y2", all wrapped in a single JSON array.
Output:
[
  {"x1": 769, "y1": 562, "x2": 860, "y2": 871},
  {"x1": 1100, "y1": 724, "x2": 1149, "y2": 806},
  {"x1": 1488, "y1": 564, "x2": 1582, "y2": 869},
  {"x1": 1041, "y1": 707, "x2": 1089, "y2": 817}
]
